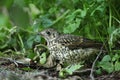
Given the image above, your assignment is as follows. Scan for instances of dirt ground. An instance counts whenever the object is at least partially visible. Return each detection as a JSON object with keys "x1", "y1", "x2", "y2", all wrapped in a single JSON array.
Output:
[
  {"x1": 0, "y1": 56, "x2": 120, "y2": 80},
  {"x1": 0, "y1": 61, "x2": 120, "y2": 80}
]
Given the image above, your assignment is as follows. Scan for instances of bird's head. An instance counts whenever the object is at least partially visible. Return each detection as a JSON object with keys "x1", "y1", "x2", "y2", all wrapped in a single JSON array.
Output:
[{"x1": 38, "y1": 28, "x2": 60, "y2": 42}]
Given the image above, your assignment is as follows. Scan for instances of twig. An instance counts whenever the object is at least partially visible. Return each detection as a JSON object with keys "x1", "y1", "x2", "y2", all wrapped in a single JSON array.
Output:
[
  {"x1": 90, "y1": 45, "x2": 104, "y2": 80},
  {"x1": 75, "y1": 68, "x2": 93, "y2": 74}
]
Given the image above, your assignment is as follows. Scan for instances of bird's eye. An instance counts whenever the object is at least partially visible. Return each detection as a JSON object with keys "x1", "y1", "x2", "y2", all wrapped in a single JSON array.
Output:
[{"x1": 46, "y1": 31, "x2": 51, "y2": 35}]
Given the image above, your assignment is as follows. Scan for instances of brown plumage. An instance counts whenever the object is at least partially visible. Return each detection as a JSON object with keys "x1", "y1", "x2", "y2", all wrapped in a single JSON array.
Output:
[{"x1": 38, "y1": 28, "x2": 103, "y2": 64}]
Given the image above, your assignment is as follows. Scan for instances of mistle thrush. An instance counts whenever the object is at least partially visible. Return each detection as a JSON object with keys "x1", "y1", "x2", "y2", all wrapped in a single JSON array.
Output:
[{"x1": 38, "y1": 28, "x2": 103, "y2": 64}]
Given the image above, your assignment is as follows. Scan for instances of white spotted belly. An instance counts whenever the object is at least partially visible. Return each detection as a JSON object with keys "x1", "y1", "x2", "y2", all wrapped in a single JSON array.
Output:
[{"x1": 48, "y1": 43, "x2": 98, "y2": 64}]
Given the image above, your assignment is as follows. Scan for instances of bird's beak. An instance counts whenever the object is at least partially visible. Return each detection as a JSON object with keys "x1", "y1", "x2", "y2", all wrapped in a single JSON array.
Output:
[
  {"x1": 37, "y1": 31, "x2": 44, "y2": 36},
  {"x1": 37, "y1": 32, "x2": 42, "y2": 35}
]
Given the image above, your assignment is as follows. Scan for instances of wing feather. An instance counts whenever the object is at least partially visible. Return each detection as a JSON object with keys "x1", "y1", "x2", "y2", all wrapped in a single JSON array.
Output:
[{"x1": 56, "y1": 34, "x2": 103, "y2": 50}]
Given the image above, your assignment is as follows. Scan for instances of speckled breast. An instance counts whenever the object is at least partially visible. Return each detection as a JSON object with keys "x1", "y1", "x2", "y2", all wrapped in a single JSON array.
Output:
[{"x1": 47, "y1": 41, "x2": 98, "y2": 64}]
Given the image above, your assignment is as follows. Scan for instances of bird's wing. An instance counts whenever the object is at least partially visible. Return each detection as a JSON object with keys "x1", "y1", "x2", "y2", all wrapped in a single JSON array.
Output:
[{"x1": 56, "y1": 34, "x2": 103, "y2": 50}]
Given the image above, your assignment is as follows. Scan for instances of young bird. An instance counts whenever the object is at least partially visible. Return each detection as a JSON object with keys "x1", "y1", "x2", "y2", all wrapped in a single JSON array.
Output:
[{"x1": 38, "y1": 28, "x2": 103, "y2": 65}]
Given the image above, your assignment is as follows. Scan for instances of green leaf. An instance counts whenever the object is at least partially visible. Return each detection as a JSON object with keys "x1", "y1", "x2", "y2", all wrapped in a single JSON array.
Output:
[
  {"x1": 29, "y1": 3, "x2": 40, "y2": 18},
  {"x1": 99, "y1": 61, "x2": 114, "y2": 73},
  {"x1": 33, "y1": 16, "x2": 53, "y2": 29},
  {"x1": 65, "y1": 64, "x2": 83, "y2": 75},
  {"x1": 115, "y1": 61, "x2": 120, "y2": 71},
  {"x1": 101, "y1": 55, "x2": 111, "y2": 62},
  {"x1": 63, "y1": 18, "x2": 81, "y2": 33},
  {"x1": 98, "y1": 55, "x2": 115, "y2": 73},
  {"x1": 26, "y1": 36, "x2": 34, "y2": 48},
  {"x1": 9, "y1": 5, "x2": 30, "y2": 27},
  {"x1": 0, "y1": 14, "x2": 9, "y2": 26},
  {"x1": 0, "y1": 0, "x2": 13, "y2": 8},
  {"x1": 112, "y1": 54, "x2": 119, "y2": 61},
  {"x1": 27, "y1": 51, "x2": 36, "y2": 59},
  {"x1": 40, "y1": 52, "x2": 47, "y2": 64},
  {"x1": 64, "y1": 9, "x2": 84, "y2": 33},
  {"x1": 59, "y1": 69, "x2": 65, "y2": 78},
  {"x1": 96, "y1": 68, "x2": 102, "y2": 74},
  {"x1": 59, "y1": 64, "x2": 83, "y2": 77},
  {"x1": 21, "y1": 67, "x2": 33, "y2": 71}
]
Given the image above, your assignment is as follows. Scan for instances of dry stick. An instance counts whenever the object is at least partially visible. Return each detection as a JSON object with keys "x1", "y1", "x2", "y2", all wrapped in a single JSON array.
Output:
[
  {"x1": 90, "y1": 45, "x2": 104, "y2": 80},
  {"x1": 74, "y1": 68, "x2": 94, "y2": 74}
]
